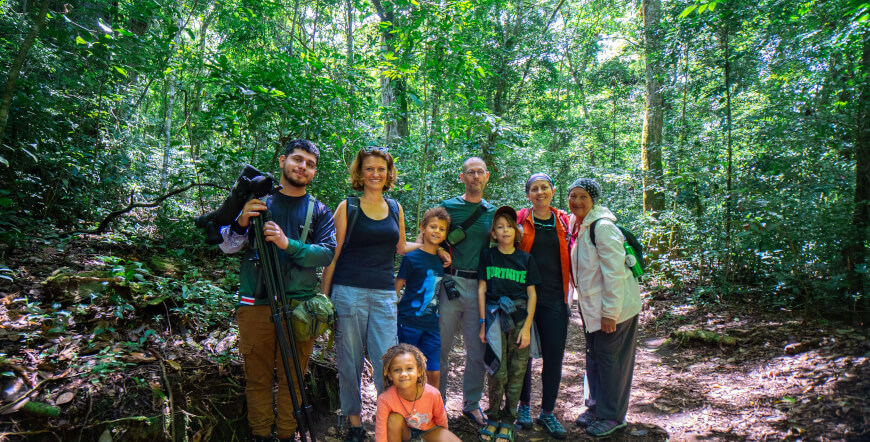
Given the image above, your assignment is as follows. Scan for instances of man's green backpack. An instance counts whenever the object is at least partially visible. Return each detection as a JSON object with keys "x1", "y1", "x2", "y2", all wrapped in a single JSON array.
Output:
[{"x1": 291, "y1": 294, "x2": 336, "y2": 341}]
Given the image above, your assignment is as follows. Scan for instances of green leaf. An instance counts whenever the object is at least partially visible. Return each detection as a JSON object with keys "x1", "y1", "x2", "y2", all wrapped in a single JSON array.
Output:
[
  {"x1": 114, "y1": 66, "x2": 128, "y2": 77},
  {"x1": 679, "y1": 4, "x2": 698, "y2": 18},
  {"x1": 21, "y1": 148, "x2": 38, "y2": 163},
  {"x1": 407, "y1": 92, "x2": 422, "y2": 106},
  {"x1": 708, "y1": 1, "x2": 717, "y2": 11},
  {"x1": 699, "y1": 3, "x2": 708, "y2": 13},
  {"x1": 75, "y1": 36, "x2": 87, "y2": 45},
  {"x1": 0, "y1": 155, "x2": 7, "y2": 167}
]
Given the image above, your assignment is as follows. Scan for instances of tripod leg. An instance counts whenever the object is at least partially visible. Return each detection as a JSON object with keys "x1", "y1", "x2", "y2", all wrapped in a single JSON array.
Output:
[{"x1": 276, "y1": 336, "x2": 315, "y2": 438}]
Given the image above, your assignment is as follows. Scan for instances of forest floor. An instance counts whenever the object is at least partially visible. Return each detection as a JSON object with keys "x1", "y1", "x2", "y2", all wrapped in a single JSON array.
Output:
[{"x1": 0, "y1": 233, "x2": 868, "y2": 441}]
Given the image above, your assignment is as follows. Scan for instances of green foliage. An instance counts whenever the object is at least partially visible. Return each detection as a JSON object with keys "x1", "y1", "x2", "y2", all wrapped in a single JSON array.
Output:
[{"x1": 0, "y1": 0, "x2": 867, "y2": 316}]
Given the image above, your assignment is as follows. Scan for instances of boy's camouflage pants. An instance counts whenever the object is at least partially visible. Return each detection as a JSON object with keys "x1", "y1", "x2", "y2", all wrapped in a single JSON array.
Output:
[{"x1": 486, "y1": 319, "x2": 530, "y2": 424}]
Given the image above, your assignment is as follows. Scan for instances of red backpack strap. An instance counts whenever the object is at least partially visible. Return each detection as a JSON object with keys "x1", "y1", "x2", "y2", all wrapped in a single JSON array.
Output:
[{"x1": 517, "y1": 208, "x2": 530, "y2": 225}]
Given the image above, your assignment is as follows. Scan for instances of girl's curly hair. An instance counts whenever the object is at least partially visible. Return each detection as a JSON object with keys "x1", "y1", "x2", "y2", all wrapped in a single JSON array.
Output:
[{"x1": 381, "y1": 343, "x2": 427, "y2": 388}]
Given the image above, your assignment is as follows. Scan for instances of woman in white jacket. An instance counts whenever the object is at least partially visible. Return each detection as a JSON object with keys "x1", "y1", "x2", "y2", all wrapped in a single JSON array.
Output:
[{"x1": 567, "y1": 178, "x2": 641, "y2": 438}]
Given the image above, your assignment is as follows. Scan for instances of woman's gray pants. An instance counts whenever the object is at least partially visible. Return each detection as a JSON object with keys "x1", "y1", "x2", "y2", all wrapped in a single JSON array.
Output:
[{"x1": 585, "y1": 314, "x2": 638, "y2": 422}]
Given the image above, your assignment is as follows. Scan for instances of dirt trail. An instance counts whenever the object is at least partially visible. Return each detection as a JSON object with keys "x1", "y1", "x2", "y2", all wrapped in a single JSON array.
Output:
[
  {"x1": 1, "y1": 235, "x2": 868, "y2": 441},
  {"x1": 338, "y1": 293, "x2": 869, "y2": 441}
]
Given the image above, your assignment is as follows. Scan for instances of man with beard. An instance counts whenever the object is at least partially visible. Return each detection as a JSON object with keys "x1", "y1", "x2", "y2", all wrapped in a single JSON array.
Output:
[
  {"x1": 437, "y1": 157, "x2": 495, "y2": 426},
  {"x1": 220, "y1": 139, "x2": 336, "y2": 441}
]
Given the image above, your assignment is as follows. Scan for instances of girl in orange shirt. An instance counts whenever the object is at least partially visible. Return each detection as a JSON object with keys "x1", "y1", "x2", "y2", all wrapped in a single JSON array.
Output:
[{"x1": 376, "y1": 344, "x2": 460, "y2": 442}]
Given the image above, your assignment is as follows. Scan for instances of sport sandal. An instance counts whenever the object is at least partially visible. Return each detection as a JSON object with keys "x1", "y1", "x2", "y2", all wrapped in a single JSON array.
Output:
[
  {"x1": 494, "y1": 423, "x2": 514, "y2": 441},
  {"x1": 463, "y1": 408, "x2": 488, "y2": 427},
  {"x1": 586, "y1": 419, "x2": 626, "y2": 437},
  {"x1": 478, "y1": 420, "x2": 500, "y2": 442},
  {"x1": 536, "y1": 412, "x2": 567, "y2": 440},
  {"x1": 515, "y1": 404, "x2": 532, "y2": 429}
]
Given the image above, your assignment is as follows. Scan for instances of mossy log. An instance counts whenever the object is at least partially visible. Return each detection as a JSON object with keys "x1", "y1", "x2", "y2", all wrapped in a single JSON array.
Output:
[{"x1": 672, "y1": 329, "x2": 739, "y2": 346}]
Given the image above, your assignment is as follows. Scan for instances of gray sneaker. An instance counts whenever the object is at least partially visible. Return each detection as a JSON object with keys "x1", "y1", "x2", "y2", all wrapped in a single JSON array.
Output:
[
  {"x1": 586, "y1": 419, "x2": 626, "y2": 437},
  {"x1": 574, "y1": 410, "x2": 597, "y2": 428}
]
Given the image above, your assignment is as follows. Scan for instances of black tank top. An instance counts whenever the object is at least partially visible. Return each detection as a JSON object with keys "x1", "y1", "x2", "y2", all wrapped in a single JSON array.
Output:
[
  {"x1": 333, "y1": 203, "x2": 400, "y2": 290},
  {"x1": 529, "y1": 216, "x2": 564, "y2": 307}
]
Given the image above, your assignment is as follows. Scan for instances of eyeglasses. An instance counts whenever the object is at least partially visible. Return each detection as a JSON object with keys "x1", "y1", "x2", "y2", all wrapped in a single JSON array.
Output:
[{"x1": 463, "y1": 169, "x2": 487, "y2": 177}]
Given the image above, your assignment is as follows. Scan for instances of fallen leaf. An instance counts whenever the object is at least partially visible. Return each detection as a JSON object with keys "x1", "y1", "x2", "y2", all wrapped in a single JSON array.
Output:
[
  {"x1": 120, "y1": 353, "x2": 157, "y2": 364},
  {"x1": 98, "y1": 428, "x2": 112, "y2": 442},
  {"x1": 166, "y1": 359, "x2": 181, "y2": 371},
  {"x1": 55, "y1": 392, "x2": 74, "y2": 405}
]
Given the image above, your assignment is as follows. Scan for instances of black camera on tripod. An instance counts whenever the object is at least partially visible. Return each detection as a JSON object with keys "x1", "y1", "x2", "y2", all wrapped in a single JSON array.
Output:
[{"x1": 194, "y1": 165, "x2": 283, "y2": 245}]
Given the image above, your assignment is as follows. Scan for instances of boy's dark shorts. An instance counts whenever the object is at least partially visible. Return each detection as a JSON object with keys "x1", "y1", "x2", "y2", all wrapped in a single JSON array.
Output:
[{"x1": 397, "y1": 324, "x2": 441, "y2": 372}]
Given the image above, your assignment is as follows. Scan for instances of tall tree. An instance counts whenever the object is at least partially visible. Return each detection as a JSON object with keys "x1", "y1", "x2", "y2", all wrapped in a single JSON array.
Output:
[
  {"x1": 0, "y1": 0, "x2": 51, "y2": 146},
  {"x1": 641, "y1": 0, "x2": 666, "y2": 260}
]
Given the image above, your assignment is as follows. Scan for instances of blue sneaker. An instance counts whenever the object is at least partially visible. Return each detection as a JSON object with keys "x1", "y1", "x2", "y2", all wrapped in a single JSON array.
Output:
[
  {"x1": 515, "y1": 404, "x2": 532, "y2": 429},
  {"x1": 536, "y1": 412, "x2": 567, "y2": 440}
]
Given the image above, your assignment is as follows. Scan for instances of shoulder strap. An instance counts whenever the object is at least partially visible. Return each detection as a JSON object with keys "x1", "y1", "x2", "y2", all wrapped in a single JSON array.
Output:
[
  {"x1": 299, "y1": 194, "x2": 315, "y2": 244},
  {"x1": 386, "y1": 198, "x2": 400, "y2": 226},
  {"x1": 589, "y1": 218, "x2": 624, "y2": 247},
  {"x1": 589, "y1": 218, "x2": 601, "y2": 247},
  {"x1": 459, "y1": 204, "x2": 487, "y2": 231},
  {"x1": 343, "y1": 197, "x2": 361, "y2": 247},
  {"x1": 517, "y1": 208, "x2": 530, "y2": 225},
  {"x1": 558, "y1": 212, "x2": 569, "y2": 231}
]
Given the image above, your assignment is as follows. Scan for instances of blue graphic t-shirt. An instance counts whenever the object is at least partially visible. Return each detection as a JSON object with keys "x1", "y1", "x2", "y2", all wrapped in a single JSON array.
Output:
[{"x1": 396, "y1": 249, "x2": 444, "y2": 331}]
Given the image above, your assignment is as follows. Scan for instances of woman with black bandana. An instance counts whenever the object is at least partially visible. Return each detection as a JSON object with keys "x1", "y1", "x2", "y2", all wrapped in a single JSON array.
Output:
[
  {"x1": 567, "y1": 178, "x2": 641, "y2": 438},
  {"x1": 513, "y1": 173, "x2": 571, "y2": 440}
]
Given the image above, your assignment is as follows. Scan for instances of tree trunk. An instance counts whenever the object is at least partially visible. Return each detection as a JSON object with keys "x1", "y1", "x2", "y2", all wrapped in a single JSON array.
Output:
[
  {"x1": 371, "y1": 0, "x2": 407, "y2": 146},
  {"x1": 846, "y1": 36, "x2": 870, "y2": 315},
  {"x1": 721, "y1": 22, "x2": 734, "y2": 282},
  {"x1": 161, "y1": 74, "x2": 175, "y2": 191},
  {"x1": 641, "y1": 0, "x2": 667, "y2": 263},
  {"x1": 346, "y1": 0, "x2": 353, "y2": 65},
  {"x1": 0, "y1": 0, "x2": 51, "y2": 144}
]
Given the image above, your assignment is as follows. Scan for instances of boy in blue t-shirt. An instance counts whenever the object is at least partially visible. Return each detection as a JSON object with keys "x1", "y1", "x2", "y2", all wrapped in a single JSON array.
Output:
[{"x1": 395, "y1": 207, "x2": 451, "y2": 389}]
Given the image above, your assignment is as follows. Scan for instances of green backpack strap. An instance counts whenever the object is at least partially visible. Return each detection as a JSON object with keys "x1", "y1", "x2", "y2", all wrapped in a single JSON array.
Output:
[{"x1": 299, "y1": 194, "x2": 315, "y2": 244}]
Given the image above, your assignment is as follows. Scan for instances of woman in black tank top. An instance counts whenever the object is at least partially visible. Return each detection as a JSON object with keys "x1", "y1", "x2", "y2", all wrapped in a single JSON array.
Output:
[{"x1": 322, "y1": 148, "x2": 422, "y2": 441}]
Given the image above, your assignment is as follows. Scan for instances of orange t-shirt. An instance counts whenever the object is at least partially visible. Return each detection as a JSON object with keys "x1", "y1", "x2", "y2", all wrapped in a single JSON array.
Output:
[{"x1": 375, "y1": 384, "x2": 448, "y2": 441}]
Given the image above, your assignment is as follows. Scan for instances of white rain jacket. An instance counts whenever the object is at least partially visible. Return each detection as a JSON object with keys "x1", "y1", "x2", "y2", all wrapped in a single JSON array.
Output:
[{"x1": 569, "y1": 205, "x2": 642, "y2": 333}]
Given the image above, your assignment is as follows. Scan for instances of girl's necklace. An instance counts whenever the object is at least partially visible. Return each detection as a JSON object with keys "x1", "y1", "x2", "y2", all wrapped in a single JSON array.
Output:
[
  {"x1": 396, "y1": 383, "x2": 425, "y2": 428},
  {"x1": 396, "y1": 383, "x2": 419, "y2": 415}
]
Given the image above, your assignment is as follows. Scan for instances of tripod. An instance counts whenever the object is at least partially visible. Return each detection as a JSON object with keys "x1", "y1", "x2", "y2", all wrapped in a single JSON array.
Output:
[{"x1": 250, "y1": 210, "x2": 317, "y2": 442}]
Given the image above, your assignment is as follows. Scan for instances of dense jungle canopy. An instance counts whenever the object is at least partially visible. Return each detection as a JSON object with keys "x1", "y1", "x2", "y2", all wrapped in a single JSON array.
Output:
[
  {"x1": 0, "y1": 0, "x2": 869, "y2": 440},
  {"x1": 2, "y1": 0, "x2": 870, "y2": 315}
]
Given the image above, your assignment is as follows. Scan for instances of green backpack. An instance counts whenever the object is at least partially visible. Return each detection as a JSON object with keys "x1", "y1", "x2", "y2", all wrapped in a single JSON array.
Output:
[
  {"x1": 589, "y1": 218, "x2": 645, "y2": 278},
  {"x1": 291, "y1": 294, "x2": 336, "y2": 341}
]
